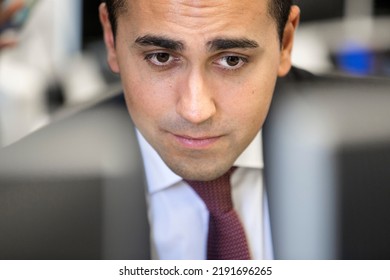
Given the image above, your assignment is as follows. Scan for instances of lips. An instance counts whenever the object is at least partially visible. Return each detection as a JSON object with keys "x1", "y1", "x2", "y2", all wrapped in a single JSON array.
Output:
[{"x1": 172, "y1": 134, "x2": 222, "y2": 149}]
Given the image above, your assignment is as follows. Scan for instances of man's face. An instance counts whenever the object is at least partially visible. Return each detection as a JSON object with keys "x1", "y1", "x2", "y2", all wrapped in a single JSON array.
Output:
[{"x1": 100, "y1": 0, "x2": 298, "y2": 181}]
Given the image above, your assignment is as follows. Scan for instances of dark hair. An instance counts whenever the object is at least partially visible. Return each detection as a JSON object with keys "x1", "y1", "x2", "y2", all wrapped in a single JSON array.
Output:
[
  {"x1": 103, "y1": 0, "x2": 127, "y2": 39},
  {"x1": 268, "y1": 0, "x2": 293, "y2": 42},
  {"x1": 102, "y1": 0, "x2": 292, "y2": 43}
]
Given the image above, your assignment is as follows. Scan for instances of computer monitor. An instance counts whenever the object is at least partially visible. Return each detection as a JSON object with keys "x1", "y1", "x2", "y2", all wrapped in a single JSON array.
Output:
[
  {"x1": 0, "y1": 93, "x2": 150, "y2": 259},
  {"x1": 265, "y1": 76, "x2": 390, "y2": 259},
  {"x1": 294, "y1": 0, "x2": 344, "y2": 22},
  {"x1": 374, "y1": 0, "x2": 390, "y2": 16}
]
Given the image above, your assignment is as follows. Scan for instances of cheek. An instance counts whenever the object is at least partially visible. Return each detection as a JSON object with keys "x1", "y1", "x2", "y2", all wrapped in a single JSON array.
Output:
[
  {"x1": 226, "y1": 75, "x2": 275, "y2": 123},
  {"x1": 119, "y1": 60, "x2": 174, "y2": 111},
  {"x1": 238, "y1": 89, "x2": 273, "y2": 145},
  {"x1": 241, "y1": 91, "x2": 272, "y2": 129},
  {"x1": 120, "y1": 70, "x2": 174, "y2": 135},
  {"x1": 125, "y1": 87, "x2": 159, "y2": 125}
]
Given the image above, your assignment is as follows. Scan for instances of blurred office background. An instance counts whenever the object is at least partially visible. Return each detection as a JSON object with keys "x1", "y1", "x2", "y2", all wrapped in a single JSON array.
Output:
[{"x1": 0, "y1": 0, "x2": 389, "y2": 147}]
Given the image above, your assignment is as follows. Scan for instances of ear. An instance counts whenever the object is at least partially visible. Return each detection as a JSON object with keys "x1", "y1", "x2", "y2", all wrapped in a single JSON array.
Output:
[
  {"x1": 99, "y1": 3, "x2": 120, "y2": 73},
  {"x1": 278, "y1": 5, "x2": 300, "y2": 77}
]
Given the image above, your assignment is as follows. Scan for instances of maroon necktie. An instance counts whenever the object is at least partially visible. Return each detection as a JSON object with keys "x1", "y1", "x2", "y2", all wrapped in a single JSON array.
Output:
[{"x1": 185, "y1": 168, "x2": 251, "y2": 260}]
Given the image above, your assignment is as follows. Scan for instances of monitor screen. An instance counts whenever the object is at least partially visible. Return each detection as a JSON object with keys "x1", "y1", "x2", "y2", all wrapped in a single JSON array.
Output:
[
  {"x1": 374, "y1": 0, "x2": 390, "y2": 16},
  {"x1": 294, "y1": 0, "x2": 345, "y2": 22},
  {"x1": 265, "y1": 76, "x2": 390, "y2": 259}
]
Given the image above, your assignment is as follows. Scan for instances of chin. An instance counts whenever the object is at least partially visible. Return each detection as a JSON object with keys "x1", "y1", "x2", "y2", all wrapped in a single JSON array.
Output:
[{"x1": 168, "y1": 160, "x2": 234, "y2": 181}]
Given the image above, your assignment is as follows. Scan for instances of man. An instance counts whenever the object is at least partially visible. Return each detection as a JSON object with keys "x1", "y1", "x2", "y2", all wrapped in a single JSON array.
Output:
[
  {"x1": 0, "y1": 0, "x2": 301, "y2": 259},
  {"x1": 99, "y1": 0, "x2": 299, "y2": 259},
  {"x1": 99, "y1": 0, "x2": 299, "y2": 181}
]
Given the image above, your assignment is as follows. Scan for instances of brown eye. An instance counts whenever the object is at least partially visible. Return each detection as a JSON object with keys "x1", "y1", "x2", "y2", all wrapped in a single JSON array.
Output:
[
  {"x1": 226, "y1": 56, "x2": 240, "y2": 67},
  {"x1": 214, "y1": 55, "x2": 247, "y2": 71},
  {"x1": 145, "y1": 52, "x2": 178, "y2": 67},
  {"x1": 156, "y1": 53, "x2": 171, "y2": 63}
]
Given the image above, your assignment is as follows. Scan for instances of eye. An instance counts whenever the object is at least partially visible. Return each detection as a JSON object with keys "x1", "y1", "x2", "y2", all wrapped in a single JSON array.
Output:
[
  {"x1": 215, "y1": 55, "x2": 248, "y2": 70},
  {"x1": 145, "y1": 52, "x2": 178, "y2": 66}
]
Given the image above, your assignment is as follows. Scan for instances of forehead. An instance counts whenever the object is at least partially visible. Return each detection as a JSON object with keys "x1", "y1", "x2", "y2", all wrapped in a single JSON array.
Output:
[{"x1": 118, "y1": 0, "x2": 276, "y2": 41}]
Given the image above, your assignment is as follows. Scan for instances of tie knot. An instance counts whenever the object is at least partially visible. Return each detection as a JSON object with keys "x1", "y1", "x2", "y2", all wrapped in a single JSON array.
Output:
[{"x1": 185, "y1": 167, "x2": 236, "y2": 214}]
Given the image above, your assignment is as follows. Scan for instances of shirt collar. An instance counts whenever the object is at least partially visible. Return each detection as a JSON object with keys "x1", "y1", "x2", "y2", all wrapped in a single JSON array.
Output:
[{"x1": 136, "y1": 130, "x2": 264, "y2": 194}]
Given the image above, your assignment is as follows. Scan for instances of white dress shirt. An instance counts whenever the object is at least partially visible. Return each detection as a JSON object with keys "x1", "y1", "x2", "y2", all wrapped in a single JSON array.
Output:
[{"x1": 137, "y1": 130, "x2": 273, "y2": 260}]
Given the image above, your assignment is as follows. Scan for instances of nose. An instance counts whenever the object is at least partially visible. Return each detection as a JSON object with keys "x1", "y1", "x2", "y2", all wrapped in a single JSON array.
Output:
[{"x1": 176, "y1": 69, "x2": 216, "y2": 124}]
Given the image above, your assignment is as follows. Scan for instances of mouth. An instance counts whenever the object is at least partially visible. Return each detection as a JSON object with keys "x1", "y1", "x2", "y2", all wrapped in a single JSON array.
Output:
[{"x1": 172, "y1": 133, "x2": 222, "y2": 149}]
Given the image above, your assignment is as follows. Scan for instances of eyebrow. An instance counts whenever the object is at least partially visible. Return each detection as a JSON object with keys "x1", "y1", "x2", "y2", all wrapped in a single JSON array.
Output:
[
  {"x1": 207, "y1": 38, "x2": 259, "y2": 52},
  {"x1": 134, "y1": 35, "x2": 185, "y2": 52},
  {"x1": 134, "y1": 35, "x2": 259, "y2": 52}
]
